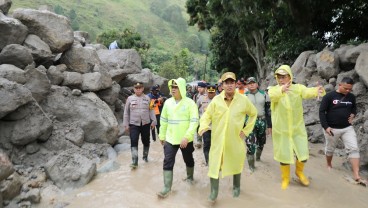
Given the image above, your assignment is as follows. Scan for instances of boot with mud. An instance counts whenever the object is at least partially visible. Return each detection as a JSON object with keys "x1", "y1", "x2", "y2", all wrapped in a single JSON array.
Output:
[
  {"x1": 233, "y1": 174, "x2": 241, "y2": 197},
  {"x1": 256, "y1": 148, "x2": 263, "y2": 161},
  {"x1": 142, "y1": 146, "x2": 149, "y2": 162},
  {"x1": 195, "y1": 135, "x2": 202, "y2": 148},
  {"x1": 157, "y1": 170, "x2": 173, "y2": 198},
  {"x1": 184, "y1": 166, "x2": 194, "y2": 184},
  {"x1": 295, "y1": 160, "x2": 310, "y2": 186},
  {"x1": 208, "y1": 177, "x2": 219, "y2": 204},
  {"x1": 247, "y1": 154, "x2": 255, "y2": 172},
  {"x1": 130, "y1": 147, "x2": 138, "y2": 169}
]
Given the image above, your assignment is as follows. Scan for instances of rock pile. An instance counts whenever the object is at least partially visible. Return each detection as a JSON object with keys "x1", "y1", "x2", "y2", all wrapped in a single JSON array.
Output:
[{"x1": 0, "y1": 1, "x2": 167, "y2": 206}]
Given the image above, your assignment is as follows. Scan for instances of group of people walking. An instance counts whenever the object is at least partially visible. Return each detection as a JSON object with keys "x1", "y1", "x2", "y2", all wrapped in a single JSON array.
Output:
[{"x1": 122, "y1": 64, "x2": 366, "y2": 204}]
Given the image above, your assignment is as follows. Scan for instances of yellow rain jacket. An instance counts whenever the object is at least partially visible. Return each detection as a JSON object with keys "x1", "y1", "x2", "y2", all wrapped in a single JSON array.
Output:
[
  {"x1": 199, "y1": 91, "x2": 257, "y2": 179},
  {"x1": 269, "y1": 65, "x2": 326, "y2": 164},
  {"x1": 159, "y1": 78, "x2": 199, "y2": 144}
]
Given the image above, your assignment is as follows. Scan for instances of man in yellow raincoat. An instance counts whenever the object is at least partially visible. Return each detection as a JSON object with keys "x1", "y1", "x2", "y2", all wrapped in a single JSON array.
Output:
[
  {"x1": 268, "y1": 65, "x2": 325, "y2": 190},
  {"x1": 199, "y1": 72, "x2": 257, "y2": 203},
  {"x1": 157, "y1": 77, "x2": 199, "y2": 198}
]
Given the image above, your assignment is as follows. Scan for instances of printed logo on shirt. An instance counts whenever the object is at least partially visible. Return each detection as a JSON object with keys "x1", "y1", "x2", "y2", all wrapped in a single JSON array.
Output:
[{"x1": 332, "y1": 99, "x2": 352, "y2": 105}]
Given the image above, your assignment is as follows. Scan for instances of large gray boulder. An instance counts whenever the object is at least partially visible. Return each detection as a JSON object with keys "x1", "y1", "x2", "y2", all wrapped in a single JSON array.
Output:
[
  {"x1": 40, "y1": 121, "x2": 81, "y2": 153},
  {"x1": 291, "y1": 51, "x2": 316, "y2": 85},
  {"x1": 352, "y1": 81, "x2": 367, "y2": 97},
  {"x1": 0, "y1": 77, "x2": 33, "y2": 119},
  {"x1": 345, "y1": 43, "x2": 368, "y2": 64},
  {"x1": 0, "y1": 152, "x2": 14, "y2": 181},
  {"x1": 44, "y1": 151, "x2": 96, "y2": 190},
  {"x1": 0, "y1": 64, "x2": 27, "y2": 84},
  {"x1": 152, "y1": 73, "x2": 169, "y2": 95},
  {"x1": 81, "y1": 64, "x2": 112, "y2": 92},
  {"x1": 0, "y1": 44, "x2": 33, "y2": 69},
  {"x1": 23, "y1": 34, "x2": 53, "y2": 67},
  {"x1": 316, "y1": 50, "x2": 340, "y2": 80},
  {"x1": 85, "y1": 43, "x2": 107, "y2": 50},
  {"x1": 74, "y1": 31, "x2": 90, "y2": 44},
  {"x1": 97, "y1": 49, "x2": 141, "y2": 83},
  {"x1": 97, "y1": 82, "x2": 121, "y2": 105},
  {"x1": 13, "y1": 8, "x2": 74, "y2": 53},
  {"x1": 0, "y1": 172, "x2": 22, "y2": 200},
  {"x1": 336, "y1": 70, "x2": 359, "y2": 86},
  {"x1": 120, "y1": 68, "x2": 153, "y2": 89},
  {"x1": 60, "y1": 44, "x2": 102, "y2": 74},
  {"x1": 46, "y1": 64, "x2": 66, "y2": 85},
  {"x1": 303, "y1": 99, "x2": 321, "y2": 126},
  {"x1": 62, "y1": 71, "x2": 82, "y2": 87},
  {"x1": 355, "y1": 51, "x2": 368, "y2": 88},
  {"x1": 73, "y1": 31, "x2": 90, "y2": 46},
  {"x1": 41, "y1": 86, "x2": 119, "y2": 144},
  {"x1": 335, "y1": 44, "x2": 355, "y2": 69},
  {"x1": 0, "y1": 13, "x2": 28, "y2": 50},
  {"x1": 0, "y1": 0, "x2": 12, "y2": 15},
  {"x1": 0, "y1": 101, "x2": 53, "y2": 146},
  {"x1": 24, "y1": 65, "x2": 51, "y2": 103},
  {"x1": 306, "y1": 124, "x2": 325, "y2": 143},
  {"x1": 291, "y1": 51, "x2": 315, "y2": 75}
]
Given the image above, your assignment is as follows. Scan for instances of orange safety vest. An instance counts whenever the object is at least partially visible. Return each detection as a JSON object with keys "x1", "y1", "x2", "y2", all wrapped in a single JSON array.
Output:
[{"x1": 149, "y1": 99, "x2": 161, "y2": 115}]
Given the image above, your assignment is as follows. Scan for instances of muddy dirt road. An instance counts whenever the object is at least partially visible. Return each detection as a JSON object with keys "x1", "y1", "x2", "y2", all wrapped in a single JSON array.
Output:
[{"x1": 36, "y1": 138, "x2": 368, "y2": 208}]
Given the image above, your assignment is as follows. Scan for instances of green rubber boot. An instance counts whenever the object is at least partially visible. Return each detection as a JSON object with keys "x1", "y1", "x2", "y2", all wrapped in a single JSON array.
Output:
[
  {"x1": 157, "y1": 170, "x2": 173, "y2": 198},
  {"x1": 233, "y1": 174, "x2": 241, "y2": 197},
  {"x1": 247, "y1": 154, "x2": 255, "y2": 172},
  {"x1": 208, "y1": 177, "x2": 219, "y2": 204},
  {"x1": 184, "y1": 166, "x2": 194, "y2": 184},
  {"x1": 256, "y1": 148, "x2": 263, "y2": 161}
]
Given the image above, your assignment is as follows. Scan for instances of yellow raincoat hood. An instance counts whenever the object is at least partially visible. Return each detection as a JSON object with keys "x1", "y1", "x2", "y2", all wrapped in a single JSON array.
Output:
[{"x1": 275, "y1": 65, "x2": 292, "y2": 85}]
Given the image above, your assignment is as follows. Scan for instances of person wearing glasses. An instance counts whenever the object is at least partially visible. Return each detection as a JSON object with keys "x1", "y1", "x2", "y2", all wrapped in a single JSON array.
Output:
[
  {"x1": 123, "y1": 82, "x2": 156, "y2": 169},
  {"x1": 268, "y1": 65, "x2": 325, "y2": 189}
]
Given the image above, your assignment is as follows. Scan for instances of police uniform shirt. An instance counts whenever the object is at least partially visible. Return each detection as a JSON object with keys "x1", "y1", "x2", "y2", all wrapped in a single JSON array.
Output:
[
  {"x1": 123, "y1": 94, "x2": 156, "y2": 127},
  {"x1": 196, "y1": 94, "x2": 212, "y2": 117}
]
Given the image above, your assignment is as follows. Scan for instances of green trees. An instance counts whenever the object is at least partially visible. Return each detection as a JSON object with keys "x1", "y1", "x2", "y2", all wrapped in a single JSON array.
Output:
[
  {"x1": 186, "y1": 0, "x2": 368, "y2": 77},
  {"x1": 156, "y1": 48, "x2": 219, "y2": 82},
  {"x1": 96, "y1": 28, "x2": 150, "y2": 52},
  {"x1": 187, "y1": 0, "x2": 278, "y2": 77}
]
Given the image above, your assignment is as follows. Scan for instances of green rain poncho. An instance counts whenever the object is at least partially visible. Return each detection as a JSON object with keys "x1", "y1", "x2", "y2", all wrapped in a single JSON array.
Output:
[
  {"x1": 198, "y1": 91, "x2": 257, "y2": 179},
  {"x1": 159, "y1": 78, "x2": 199, "y2": 144},
  {"x1": 268, "y1": 65, "x2": 326, "y2": 164}
]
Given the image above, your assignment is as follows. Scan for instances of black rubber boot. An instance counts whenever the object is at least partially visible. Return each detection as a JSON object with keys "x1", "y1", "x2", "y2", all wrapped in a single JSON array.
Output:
[{"x1": 143, "y1": 146, "x2": 149, "y2": 162}]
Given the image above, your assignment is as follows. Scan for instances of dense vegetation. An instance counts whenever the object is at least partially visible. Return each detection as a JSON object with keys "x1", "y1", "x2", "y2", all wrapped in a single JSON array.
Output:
[
  {"x1": 186, "y1": 0, "x2": 368, "y2": 78},
  {"x1": 11, "y1": 0, "x2": 219, "y2": 83}
]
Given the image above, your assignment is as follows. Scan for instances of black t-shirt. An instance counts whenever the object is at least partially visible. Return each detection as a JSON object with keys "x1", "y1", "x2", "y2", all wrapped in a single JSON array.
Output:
[{"x1": 319, "y1": 91, "x2": 357, "y2": 129}]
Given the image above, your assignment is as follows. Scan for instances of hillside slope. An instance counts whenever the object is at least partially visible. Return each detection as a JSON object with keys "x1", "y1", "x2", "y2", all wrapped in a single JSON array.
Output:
[{"x1": 11, "y1": 0, "x2": 209, "y2": 53}]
